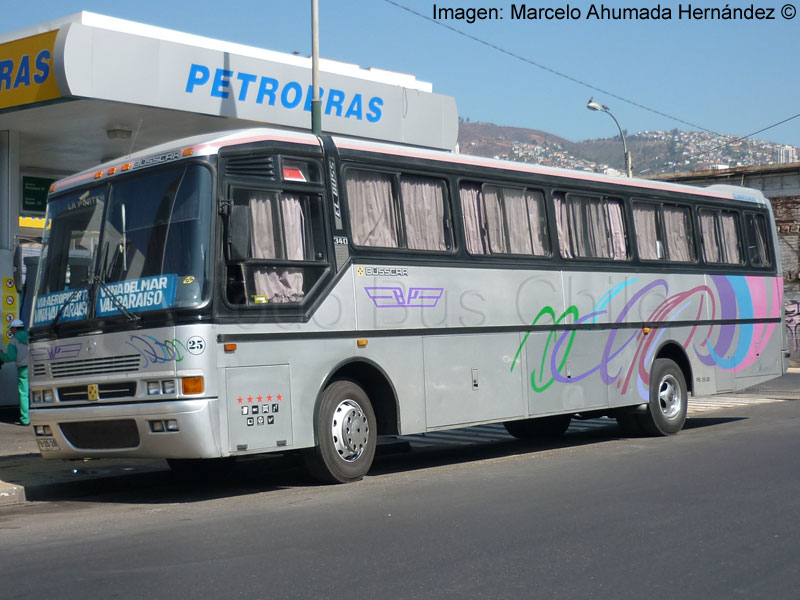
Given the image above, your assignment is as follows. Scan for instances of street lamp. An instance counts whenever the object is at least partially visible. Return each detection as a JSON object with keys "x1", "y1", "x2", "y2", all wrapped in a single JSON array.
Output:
[{"x1": 587, "y1": 98, "x2": 632, "y2": 177}]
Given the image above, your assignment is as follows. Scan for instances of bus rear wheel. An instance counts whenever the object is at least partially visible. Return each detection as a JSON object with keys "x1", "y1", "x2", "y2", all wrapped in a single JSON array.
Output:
[
  {"x1": 305, "y1": 380, "x2": 377, "y2": 484},
  {"x1": 503, "y1": 414, "x2": 572, "y2": 440},
  {"x1": 639, "y1": 358, "x2": 688, "y2": 436}
]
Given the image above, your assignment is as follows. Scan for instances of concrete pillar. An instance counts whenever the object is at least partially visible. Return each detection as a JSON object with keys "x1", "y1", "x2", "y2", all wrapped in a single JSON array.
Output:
[
  {"x1": 1, "y1": 130, "x2": 20, "y2": 252},
  {"x1": 1, "y1": 130, "x2": 21, "y2": 409}
]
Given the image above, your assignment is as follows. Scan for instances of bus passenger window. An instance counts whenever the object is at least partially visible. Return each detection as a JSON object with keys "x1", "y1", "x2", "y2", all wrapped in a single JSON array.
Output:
[
  {"x1": 554, "y1": 192, "x2": 627, "y2": 260},
  {"x1": 400, "y1": 175, "x2": 449, "y2": 251},
  {"x1": 744, "y1": 212, "x2": 770, "y2": 267},
  {"x1": 662, "y1": 205, "x2": 695, "y2": 262},
  {"x1": 633, "y1": 202, "x2": 663, "y2": 261},
  {"x1": 460, "y1": 183, "x2": 549, "y2": 256},
  {"x1": 345, "y1": 169, "x2": 452, "y2": 252},
  {"x1": 345, "y1": 170, "x2": 399, "y2": 248},
  {"x1": 699, "y1": 209, "x2": 741, "y2": 265},
  {"x1": 226, "y1": 187, "x2": 325, "y2": 305}
]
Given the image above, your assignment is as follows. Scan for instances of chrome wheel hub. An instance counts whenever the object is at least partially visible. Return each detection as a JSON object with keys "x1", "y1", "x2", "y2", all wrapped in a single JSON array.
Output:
[
  {"x1": 658, "y1": 374, "x2": 682, "y2": 420},
  {"x1": 331, "y1": 400, "x2": 369, "y2": 462}
]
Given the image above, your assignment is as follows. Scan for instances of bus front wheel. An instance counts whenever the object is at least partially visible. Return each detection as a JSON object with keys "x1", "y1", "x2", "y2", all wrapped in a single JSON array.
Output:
[
  {"x1": 639, "y1": 358, "x2": 688, "y2": 436},
  {"x1": 305, "y1": 380, "x2": 377, "y2": 484}
]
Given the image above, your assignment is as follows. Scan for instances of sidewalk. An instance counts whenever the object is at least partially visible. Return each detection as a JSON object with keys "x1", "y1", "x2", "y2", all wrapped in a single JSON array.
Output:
[{"x1": 0, "y1": 408, "x2": 169, "y2": 506}]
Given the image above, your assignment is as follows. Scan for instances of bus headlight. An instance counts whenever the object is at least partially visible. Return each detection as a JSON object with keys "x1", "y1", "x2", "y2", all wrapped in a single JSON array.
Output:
[
  {"x1": 43, "y1": 389, "x2": 55, "y2": 403},
  {"x1": 162, "y1": 380, "x2": 176, "y2": 395},
  {"x1": 32, "y1": 390, "x2": 43, "y2": 404},
  {"x1": 147, "y1": 381, "x2": 161, "y2": 395}
]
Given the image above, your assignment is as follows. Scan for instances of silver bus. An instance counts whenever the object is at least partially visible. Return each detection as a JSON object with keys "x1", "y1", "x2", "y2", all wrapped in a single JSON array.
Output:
[{"x1": 28, "y1": 128, "x2": 787, "y2": 483}]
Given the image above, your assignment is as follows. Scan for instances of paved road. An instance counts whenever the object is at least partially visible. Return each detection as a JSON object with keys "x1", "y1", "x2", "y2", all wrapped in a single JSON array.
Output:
[{"x1": 1, "y1": 399, "x2": 797, "y2": 600}]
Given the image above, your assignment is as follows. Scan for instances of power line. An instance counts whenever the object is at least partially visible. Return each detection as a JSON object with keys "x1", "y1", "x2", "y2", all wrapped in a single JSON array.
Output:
[
  {"x1": 707, "y1": 112, "x2": 800, "y2": 153},
  {"x1": 383, "y1": 0, "x2": 798, "y2": 146}
]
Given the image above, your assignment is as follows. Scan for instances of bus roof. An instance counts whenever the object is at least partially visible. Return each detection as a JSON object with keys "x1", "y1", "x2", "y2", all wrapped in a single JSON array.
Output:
[{"x1": 50, "y1": 127, "x2": 768, "y2": 206}]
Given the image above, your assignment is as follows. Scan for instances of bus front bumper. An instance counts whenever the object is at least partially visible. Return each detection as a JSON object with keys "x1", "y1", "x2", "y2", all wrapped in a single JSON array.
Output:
[{"x1": 29, "y1": 398, "x2": 221, "y2": 460}]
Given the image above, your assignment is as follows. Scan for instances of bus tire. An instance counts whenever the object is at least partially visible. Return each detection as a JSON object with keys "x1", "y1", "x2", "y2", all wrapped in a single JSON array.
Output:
[
  {"x1": 305, "y1": 380, "x2": 376, "y2": 484},
  {"x1": 639, "y1": 358, "x2": 688, "y2": 436},
  {"x1": 503, "y1": 414, "x2": 571, "y2": 440}
]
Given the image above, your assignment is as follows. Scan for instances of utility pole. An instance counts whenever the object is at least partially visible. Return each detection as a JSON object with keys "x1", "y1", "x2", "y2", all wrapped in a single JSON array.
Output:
[{"x1": 311, "y1": 0, "x2": 322, "y2": 136}]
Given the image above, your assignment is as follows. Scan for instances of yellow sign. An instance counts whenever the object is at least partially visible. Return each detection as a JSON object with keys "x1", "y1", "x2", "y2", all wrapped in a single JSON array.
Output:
[
  {"x1": 2, "y1": 277, "x2": 17, "y2": 340},
  {"x1": 19, "y1": 216, "x2": 45, "y2": 229},
  {"x1": 0, "y1": 30, "x2": 60, "y2": 110}
]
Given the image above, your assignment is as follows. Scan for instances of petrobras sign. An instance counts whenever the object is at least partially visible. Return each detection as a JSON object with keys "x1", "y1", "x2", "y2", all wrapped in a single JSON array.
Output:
[
  {"x1": 185, "y1": 64, "x2": 384, "y2": 124},
  {"x1": 54, "y1": 22, "x2": 458, "y2": 150},
  {"x1": 0, "y1": 30, "x2": 60, "y2": 110}
]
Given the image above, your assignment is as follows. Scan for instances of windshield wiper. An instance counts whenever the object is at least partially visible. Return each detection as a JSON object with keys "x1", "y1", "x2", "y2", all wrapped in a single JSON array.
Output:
[
  {"x1": 91, "y1": 273, "x2": 141, "y2": 323},
  {"x1": 49, "y1": 283, "x2": 88, "y2": 334},
  {"x1": 94, "y1": 239, "x2": 140, "y2": 324}
]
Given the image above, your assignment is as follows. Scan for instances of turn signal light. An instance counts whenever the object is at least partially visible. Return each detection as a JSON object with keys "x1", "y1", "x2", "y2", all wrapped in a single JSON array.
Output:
[{"x1": 181, "y1": 376, "x2": 204, "y2": 395}]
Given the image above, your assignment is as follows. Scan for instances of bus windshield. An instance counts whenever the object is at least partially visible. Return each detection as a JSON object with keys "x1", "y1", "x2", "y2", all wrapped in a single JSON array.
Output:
[{"x1": 32, "y1": 164, "x2": 213, "y2": 328}]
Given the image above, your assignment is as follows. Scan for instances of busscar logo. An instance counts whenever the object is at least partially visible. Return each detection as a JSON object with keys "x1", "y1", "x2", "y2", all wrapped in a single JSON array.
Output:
[{"x1": 358, "y1": 266, "x2": 408, "y2": 277}]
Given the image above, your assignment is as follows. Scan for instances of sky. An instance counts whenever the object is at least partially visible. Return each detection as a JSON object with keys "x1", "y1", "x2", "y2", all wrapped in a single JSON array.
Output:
[{"x1": 3, "y1": 0, "x2": 800, "y2": 146}]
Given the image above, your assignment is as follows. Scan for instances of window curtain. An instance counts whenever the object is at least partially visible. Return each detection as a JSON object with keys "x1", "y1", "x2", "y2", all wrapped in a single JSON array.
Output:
[
  {"x1": 483, "y1": 186, "x2": 508, "y2": 253},
  {"x1": 401, "y1": 175, "x2": 446, "y2": 251},
  {"x1": 719, "y1": 212, "x2": 741, "y2": 264},
  {"x1": 583, "y1": 196, "x2": 610, "y2": 258},
  {"x1": 633, "y1": 203, "x2": 660, "y2": 260},
  {"x1": 747, "y1": 214, "x2": 769, "y2": 266},
  {"x1": 606, "y1": 200, "x2": 627, "y2": 260},
  {"x1": 553, "y1": 192, "x2": 573, "y2": 258},
  {"x1": 663, "y1": 206, "x2": 693, "y2": 262},
  {"x1": 699, "y1": 212, "x2": 721, "y2": 263},
  {"x1": 460, "y1": 183, "x2": 487, "y2": 254},
  {"x1": 249, "y1": 192, "x2": 305, "y2": 303},
  {"x1": 502, "y1": 188, "x2": 532, "y2": 254},
  {"x1": 346, "y1": 171, "x2": 398, "y2": 247},
  {"x1": 526, "y1": 191, "x2": 548, "y2": 256}
]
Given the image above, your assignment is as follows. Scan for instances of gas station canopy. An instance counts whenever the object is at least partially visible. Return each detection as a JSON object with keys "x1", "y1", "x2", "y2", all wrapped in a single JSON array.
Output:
[
  {"x1": 0, "y1": 11, "x2": 458, "y2": 178},
  {"x1": 0, "y1": 11, "x2": 458, "y2": 390}
]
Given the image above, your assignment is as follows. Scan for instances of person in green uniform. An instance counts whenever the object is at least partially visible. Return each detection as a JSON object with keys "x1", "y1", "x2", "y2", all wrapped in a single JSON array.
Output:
[{"x1": 0, "y1": 319, "x2": 29, "y2": 426}]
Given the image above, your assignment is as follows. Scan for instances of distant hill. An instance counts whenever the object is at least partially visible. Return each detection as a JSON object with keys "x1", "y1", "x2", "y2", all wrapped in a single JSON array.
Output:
[{"x1": 457, "y1": 120, "x2": 798, "y2": 176}]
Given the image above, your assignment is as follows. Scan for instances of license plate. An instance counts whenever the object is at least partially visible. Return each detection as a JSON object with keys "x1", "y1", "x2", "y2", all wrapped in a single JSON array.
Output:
[{"x1": 37, "y1": 438, "x2": 61, "y2": 452}]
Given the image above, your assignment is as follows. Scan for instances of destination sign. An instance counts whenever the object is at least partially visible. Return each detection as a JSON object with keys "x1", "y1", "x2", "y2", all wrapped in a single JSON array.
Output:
[
  {"x1": 32, "y1": 289, "x2": 88, "y2": 326},
  {"x1": 96, "y1": 275, "x2": 178, "y2": 317}
]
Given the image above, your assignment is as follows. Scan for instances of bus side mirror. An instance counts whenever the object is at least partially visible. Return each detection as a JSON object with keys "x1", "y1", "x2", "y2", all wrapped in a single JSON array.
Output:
[{"x1": 228, "y1": 205, "x2": 251, "y2": 262}]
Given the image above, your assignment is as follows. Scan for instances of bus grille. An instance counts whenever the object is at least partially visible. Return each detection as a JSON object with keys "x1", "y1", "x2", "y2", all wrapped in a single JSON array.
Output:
[
  {"x1": 225, "y1": 155, "x2": 275, "y2": 179},
  {"x1": 59, "y1": 420, "x2": 140, "y2": 449},
  {"x1": 49, "y1": 354, "x2": 142, "y2": 379},
  {"x1": 58, "y1": 382, "x2": 137, "y2": 402},
  {"x1": 32, "y1": 364, "x2": 46, "y2": 377}
]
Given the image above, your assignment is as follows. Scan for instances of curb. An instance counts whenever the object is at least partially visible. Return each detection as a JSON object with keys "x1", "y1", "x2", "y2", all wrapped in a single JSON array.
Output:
[{"x1": 0, "y1": 481, "x2": 26, "y2": 505}]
